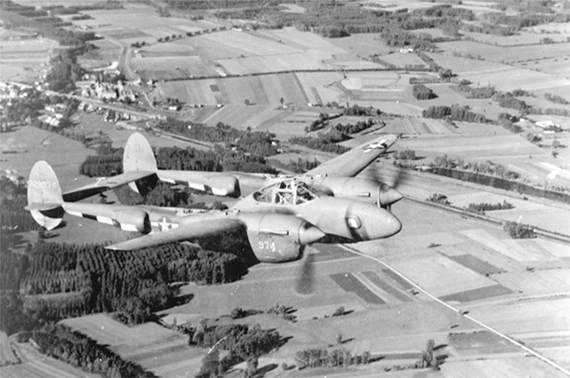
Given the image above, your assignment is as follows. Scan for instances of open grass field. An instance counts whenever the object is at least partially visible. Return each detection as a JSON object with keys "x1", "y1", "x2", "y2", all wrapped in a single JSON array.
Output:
[
  {"x1": 377, "y1": 52, "x2": 428, "y2": 68},
  {"x1": 63, "y1": 314, "x2": 204, "y2": 377},
  {"x1": 201, "y1": 104, "x2": 283, "y2": 130}
]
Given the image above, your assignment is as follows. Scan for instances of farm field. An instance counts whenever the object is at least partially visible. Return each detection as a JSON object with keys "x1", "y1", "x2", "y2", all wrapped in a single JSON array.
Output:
[
  {"x1": 460, "y1": 29, "x2": 569, "y2": 46},
  {"x1": 438, "y1": 40, "x2": 569, "y2": 65},
  {"x1": 72, "y1": 3, "x2": 219, "y2": 42},
  {"x1": 377, "y1": 52, "x2": 428, "y2": 68},
  {"x1": 0, "y1": 35, "x2": 56, "y2": 83},
  {"x1": 427, "y1": 52, "x2": 570, "y2": 96}
]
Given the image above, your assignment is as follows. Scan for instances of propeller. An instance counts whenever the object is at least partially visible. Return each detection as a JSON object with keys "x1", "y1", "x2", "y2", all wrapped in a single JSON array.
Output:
[
  {"x1": 295, "y1": 248, "x2": 315, "y2": 295},
  {"x1": 370, "y1": 158, "x2": 406, "y2": 210}
]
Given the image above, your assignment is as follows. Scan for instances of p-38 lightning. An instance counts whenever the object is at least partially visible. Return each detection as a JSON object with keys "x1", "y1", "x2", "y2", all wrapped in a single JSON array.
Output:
[{"x1": 26, "y1": 133, "x2": 403, "y2": 265}]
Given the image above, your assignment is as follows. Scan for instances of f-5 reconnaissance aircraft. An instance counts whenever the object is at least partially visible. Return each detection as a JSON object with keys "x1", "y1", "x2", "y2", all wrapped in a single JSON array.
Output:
[
  {"x1": 122, "y1": 132, "x2": 403, "y2": 208},
  {"x1": 26, "y1": 133, "x2": 403, "y2": 265}
]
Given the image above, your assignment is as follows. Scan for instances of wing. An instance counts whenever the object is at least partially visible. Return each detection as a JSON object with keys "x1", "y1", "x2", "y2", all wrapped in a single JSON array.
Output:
[
  {"x1": 305, "y1": 134, "x2": 398, "y2": 177},
  {"x1": 62, "y1": 171, "x2": 156, "y2": 202},
  {"x1": 105, "y1": 216, "x2": 243, "y2": 250}
]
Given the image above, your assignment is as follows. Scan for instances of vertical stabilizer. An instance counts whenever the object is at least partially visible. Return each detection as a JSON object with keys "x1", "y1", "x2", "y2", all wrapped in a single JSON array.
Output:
[
  {"x1": 26, "y1": 161, "x2": 64, "y2": 230},
  {"x1": 123, "y1": 132, "x2": 158, "y2": 173},
  {"x1": 123, "y1": 133, "x2": 159, "y2": 194}
]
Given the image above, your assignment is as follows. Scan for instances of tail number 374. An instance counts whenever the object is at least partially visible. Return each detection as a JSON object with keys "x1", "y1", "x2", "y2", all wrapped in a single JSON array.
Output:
[{"x1": 258, "y1": 241, "x2": 276, "y2": 252}]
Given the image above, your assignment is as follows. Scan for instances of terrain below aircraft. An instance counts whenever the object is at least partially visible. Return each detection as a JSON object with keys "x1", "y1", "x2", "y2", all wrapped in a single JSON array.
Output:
[
  {"x1": 123, "y1": 132, "x2": 403, "y2": 208},
  {"x1": 26, "y1": 133, "x2": 403, "y2": 263}
]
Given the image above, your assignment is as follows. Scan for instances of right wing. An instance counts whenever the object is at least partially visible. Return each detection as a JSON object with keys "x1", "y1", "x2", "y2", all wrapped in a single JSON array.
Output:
[
  {"x1": 105, "y1": 216, "x2": 243, "y2": 250},
  {"x1": 62, "y1": 170, "x2": 156, "y2": 202},
  {"x1": 305, "y1": 134, "x2": 398, "y2": 178}
]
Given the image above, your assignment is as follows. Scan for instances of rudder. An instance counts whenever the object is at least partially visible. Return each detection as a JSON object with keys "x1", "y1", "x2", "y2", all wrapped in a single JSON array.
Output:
[{"x1": 26, "y1": 161, "x2": 64, "y2": 230}]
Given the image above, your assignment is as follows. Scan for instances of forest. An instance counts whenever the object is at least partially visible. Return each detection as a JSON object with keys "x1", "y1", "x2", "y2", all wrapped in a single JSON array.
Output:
[{"x1": 0, "y1": 239, "x2": 248, "y2": 337}]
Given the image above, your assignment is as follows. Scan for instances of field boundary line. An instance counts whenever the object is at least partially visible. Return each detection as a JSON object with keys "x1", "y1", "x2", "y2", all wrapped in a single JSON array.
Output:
[{"x1": 340, "y1": 244, "x2": 570, "y2": 377}]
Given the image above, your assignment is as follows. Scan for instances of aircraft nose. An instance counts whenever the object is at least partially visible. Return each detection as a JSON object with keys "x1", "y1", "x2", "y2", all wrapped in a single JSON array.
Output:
[
  {"x1": 380, "y1": 188, "x2": 403, "y2": 207},
  {"x1": 299, "y1": 223, "x2": 326, "y2": 245}
]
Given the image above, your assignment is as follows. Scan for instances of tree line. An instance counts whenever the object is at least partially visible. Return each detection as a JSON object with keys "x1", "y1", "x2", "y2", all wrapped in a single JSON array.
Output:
[
  {"x1": 289, "y1": 132, "x2": 351, "y2": 155},
  {"x1": 423, "y1": 105, "x2": 487, "y2": 123},
  {"x1": 465, "y1": 201, "x2": 514, "y2": 215}
]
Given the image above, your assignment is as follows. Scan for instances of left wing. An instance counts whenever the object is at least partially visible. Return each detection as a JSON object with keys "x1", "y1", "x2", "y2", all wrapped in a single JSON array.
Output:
[
  {"x1": 62, "y1": 170, "x2": 156, "y2": 202},
  {"x1": 105, "y1": 216, "x2": 243, "y2": 250},
  {"x1": 305, "y1": 134, "x2": 398, "y2": 177}
]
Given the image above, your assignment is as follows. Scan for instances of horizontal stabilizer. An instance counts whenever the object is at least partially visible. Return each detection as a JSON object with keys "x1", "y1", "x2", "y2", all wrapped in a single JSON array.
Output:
[
  {"x1": 63, "y1": 170, "x2": 156, "y2": 202},
  {"x1": 25, "y1": 202, "x2": 63, "y2": 212}
]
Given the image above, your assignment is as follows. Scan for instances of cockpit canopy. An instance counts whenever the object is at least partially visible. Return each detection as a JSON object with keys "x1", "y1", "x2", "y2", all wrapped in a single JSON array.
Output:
[{"x1": 253, "y1": 180, "x2": 319, "y2": 205}]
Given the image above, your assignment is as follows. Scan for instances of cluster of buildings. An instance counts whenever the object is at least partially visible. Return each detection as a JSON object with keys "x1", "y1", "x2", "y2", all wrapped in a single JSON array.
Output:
[
  {"x1": 37, "y1": 103, "x2": 67, "y2": 127},
  {"x1": 78, "y1": 78, "x2": 138, "y2": 104}
]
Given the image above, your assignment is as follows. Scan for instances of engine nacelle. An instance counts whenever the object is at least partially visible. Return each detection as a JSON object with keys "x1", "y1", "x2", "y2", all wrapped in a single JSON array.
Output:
[
  {"x1": 242, "y1": 213, "x2": 325, "y2": 263},
  {"x1": 112, "y1": 209, "x2": 151, "y2": 234},
  {"x1": 306, "y1": 176, "x2": 402, "y2": 207}
]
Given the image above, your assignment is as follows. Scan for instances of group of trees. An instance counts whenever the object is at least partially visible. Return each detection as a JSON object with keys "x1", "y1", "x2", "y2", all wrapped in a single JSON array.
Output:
[
  {"x1": 193, "y1": 321, "x2": 283, "y2": 377},
  {"x1": 503, "y1": 221, "x2": 536, "y2": 239},
  {"x1": 0, "y1": 1, "x2": 98, "y2": 46},
  {"x1": 426, "y1": 193, "x2": 451, "y2": 206},
  {"x1": 494, "y1": 92, "x2": 532, "y2": 115},
  {"x1": 413, "y1": 84, "x2": 437, "y2": 100},
  {"x1": 289, "y1": 133, "x2": 350, "y2": 155},
  {"x1": 432, "y1": 155, "x2": 520, "y2": 181},
  {"x1": 270, "y1": 157, "x2": 321, "y2": 174},
  {"x1": 295, "y1": 348, "x2": 371, "y2": 369},
  {"x1": 46, "y1": 49, "x2": 86, "y2": 92},
  {"x1": 451, "y1": 84, "x2": 496, "y2": 99},
  {"x1": 1, "y1": 178, "x2": 38, "y2": 232},
  {"x1": 465, "y1": 200, "x2": 514, "y2": 215},
  {"x1": 423, "y1": 105, "x2": 487, "y2": 123},
  {"x1": 28, "y1": 324, "x2": 156, "y2": 378},
  {"x1": 544, "y1": 93, "x2": 569, "y2": 105}
]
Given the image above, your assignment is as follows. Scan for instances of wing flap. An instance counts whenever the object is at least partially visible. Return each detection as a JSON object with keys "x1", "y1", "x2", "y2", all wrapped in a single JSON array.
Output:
[
  {"x1": 106, "y1": 217, "x2": 243, "y2": 250},
  {"x1": 306, "y1": 134, "x2": 398, "y2": 177}
]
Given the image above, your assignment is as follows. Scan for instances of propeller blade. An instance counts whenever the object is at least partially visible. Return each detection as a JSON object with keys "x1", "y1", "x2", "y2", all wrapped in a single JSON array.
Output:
[{"x1": 295, "y1": 251, "x2": 315, "y2": 295}]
